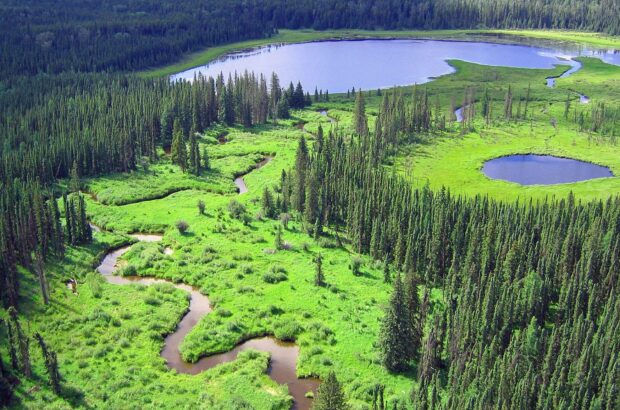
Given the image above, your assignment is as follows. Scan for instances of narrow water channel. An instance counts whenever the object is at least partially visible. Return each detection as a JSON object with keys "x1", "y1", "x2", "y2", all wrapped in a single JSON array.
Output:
[
  {"x1": 94, "y1": 209, "x2": 317, "y2": 409},
  {"x1": 234, "y1": 156, "x2": 274, "y2": 194}
]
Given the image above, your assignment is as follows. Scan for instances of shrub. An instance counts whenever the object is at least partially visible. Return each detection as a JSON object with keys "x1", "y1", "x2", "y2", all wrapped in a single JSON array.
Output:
[
  {"x1": 176, "y1": 220, "x2": 189, "y2": 234},
  {"x1": 239, "y1": 264, "x2": 253, "y2": 275},
  {"x1": 350, "y1": 256, "x2": 362, "y2": 276},
  {"x1": 227, "y1": 199, "x2": 247, "y2": 220},
  {"x1": 263, "y1": 271, "x2": 287, "y2": 284},
  {"x1": 280, "y1": 213, "x2": 291, "y2": 229},
  {"x1": 269, "y1": 264, "x2": 287, "y2": 274},
  {"x1": 216, "y1": 308, "x2": 232, "y2": 317},
  {"x1": 144, "y1": 296, "x2": 160, "y2": 306},
  {"x1": 319, "y1": 238, "x2": 338, "y2": 249},
  {"x1": 119, "y1": 264, "x2": 137, "y2": 277},
  {"x1": 275, "y1": 320, "x2": 303, "y2": 341},
  {"x1": 86, "y1": 272, "x2": 104, "y2": 298}
]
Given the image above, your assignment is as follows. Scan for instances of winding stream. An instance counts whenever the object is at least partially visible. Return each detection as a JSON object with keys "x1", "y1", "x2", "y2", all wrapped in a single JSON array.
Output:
[
  {"x1": 94, "y1": 166, "x2": 318, "y2": 409},
  {"x1": 234, "y1": 156, "x2": 274, "y2": 194},
  {"x1": 319, "y1": 110, "x2": 336, "y2": 123}
]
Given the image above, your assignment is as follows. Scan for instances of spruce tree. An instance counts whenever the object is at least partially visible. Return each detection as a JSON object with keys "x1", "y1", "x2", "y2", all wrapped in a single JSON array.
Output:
[
  {"x1": 4, "y1": 318, "x2": 19, "y2": 371},
  {"x1": 7, "y1": 307, "x2": 30, "y2": 377},
  {"x1": 404, "y1": 272, "x2": 422, "y2": 356},
  {"x1": 189, "y1": 131, "x2": 201, "y2": 175},
  {"x1": 33, "y1": 250, "x2": 49, "y2": 305},
  {"x1": 274, "y1": 224, "x2": 283, "y2": 250},
  {"x1": 171, "y1": 119, "x2": 187, "y2": 172},
  {"x1": 314, "y1": 252, "x2": 324, "y2": 287},
  {"x1": 313, "y1": 371, "x2": 348, "y2": 410},
  {"x1": 160, "y1": 105, "x2": 174, "y2": 147},
  {"x1": 354, "y1": 90, "x2": 369, "y2": 137},
  {"x1": 383, "y1": 257, "x2": 391, "y2": 283},
  {"x1": 69, "y1": 161, "x2": 81, "y2": 192},
  {"x1": 277, "y1": 98, "x2": 290, "y2": 119},
  {"x1": 504, "y1": 85, "x2": 513, "y2": 120},
  {"x1": 34, "y1": 333, "x2": 61, "y2": 395},
  {"x1": 293, "y1": 136, "x2": 309, "y2": 212},
  {"x1": 379, "y1": 273, "x2": 414, "y2": 372},
  {"x1": 304, "y1": 169, "x2": 319, "y2": 226},
  {"x1": 262, "y1": 187, "x2": 276, "y2": 218}
]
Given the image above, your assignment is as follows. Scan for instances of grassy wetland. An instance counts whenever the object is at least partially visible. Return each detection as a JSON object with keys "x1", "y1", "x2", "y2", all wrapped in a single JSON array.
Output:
[{"x1": 2, "y1": 28, "x2": 620, "y2": 410}]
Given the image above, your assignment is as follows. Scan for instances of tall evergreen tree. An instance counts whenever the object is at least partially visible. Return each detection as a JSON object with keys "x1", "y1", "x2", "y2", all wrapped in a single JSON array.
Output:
[
  {"x1": 313, "y1": 371, "x2": 348, "y2": 410},
  {"x1": 34, "y1": 333, "x2": 61, "y2": 395},
  {"x1": 314, "y1": 253, "x2": 325, "y2": 287},
  {"x1": 7, "y1": 307, "x2": 30, "y2": 377},
  {"x1": 171, "y1": 119, "x2": 187, "y2": 172},
  {"x1": 293, "y1": 136, "x2": 309, "y2": 213},
  {"x1": 379, "y1": 273, "x2": 415, "y2": 372},
  {"x1": 354, "y1": 90, "x2": 369, "y2": 137}
]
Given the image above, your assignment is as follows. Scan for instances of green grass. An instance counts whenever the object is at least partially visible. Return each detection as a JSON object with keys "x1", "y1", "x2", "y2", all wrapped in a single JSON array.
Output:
[
  {"x1": 488, "y1": 29, "x2": 620, "y2": 49},
  {"x1": 139, "y1": 28, "x2": 620, "y2": 79},
  {"x1": 4, "y1": 32, "x2": 620, "y2": 409},
  {"x1": 0, "y1": 231, "x2": 294, "y2": 409}
]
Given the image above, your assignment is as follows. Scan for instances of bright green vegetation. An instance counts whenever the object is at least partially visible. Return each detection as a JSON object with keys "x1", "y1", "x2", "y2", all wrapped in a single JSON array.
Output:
[
  {"x1": 489, "y1": 29, "x2": 620, "y2": 48},
  {"x1": 2, "y1": 30, "x2": 620, "y2": 410},
  {"x1": 140, "y1": 28, "x2": 620, "y2": 79},
  {"x1": 390, "y1": 58, "x2": 620, "y2": 201}
]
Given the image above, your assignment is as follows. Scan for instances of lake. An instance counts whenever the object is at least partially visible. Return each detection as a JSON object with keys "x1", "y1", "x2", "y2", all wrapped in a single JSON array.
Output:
[
  {"x1": 172, "y1": 39, "x2": 620, "y2": 92},
  {"x1": 482, "y1": 154, "x2": 613, "y2": 185}
]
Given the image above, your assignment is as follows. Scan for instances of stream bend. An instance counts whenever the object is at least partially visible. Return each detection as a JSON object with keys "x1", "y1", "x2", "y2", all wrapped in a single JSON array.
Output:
[{"x1": 95, "y1": 233, "x2": 318, "y2": 408}]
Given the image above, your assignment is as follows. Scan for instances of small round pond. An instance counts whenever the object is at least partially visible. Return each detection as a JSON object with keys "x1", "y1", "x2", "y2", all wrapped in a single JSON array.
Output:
[{"x1": 482, "y1": 154, "x2": 613, "y2": 185}]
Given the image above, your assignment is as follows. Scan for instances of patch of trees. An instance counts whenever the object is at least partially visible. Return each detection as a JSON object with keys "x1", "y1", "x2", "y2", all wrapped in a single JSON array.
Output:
[
  {"x1": 285, "y1": 107, "x2": 620, "y2": 407},
  {"x1": 0, "y1": 72, "x2": 304, "y2": 186},
  {"x1": 0, "y1": 180, "x2": 92, "y2": 307},
  {"x1": 0, "y1": 0, "x2": 275, "y2": 80},
  {"x1": 1, "y1": 308, "x2": 63, "y2": 405}
]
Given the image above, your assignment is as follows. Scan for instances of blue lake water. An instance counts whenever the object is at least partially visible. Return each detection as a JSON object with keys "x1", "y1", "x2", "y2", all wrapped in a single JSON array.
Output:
[
  {"x1": 482, "y1": 155, "x2": 613, "y2": 185},
  {"x1": 172, "y1": 39, "x2": 620, "y2": 92}
]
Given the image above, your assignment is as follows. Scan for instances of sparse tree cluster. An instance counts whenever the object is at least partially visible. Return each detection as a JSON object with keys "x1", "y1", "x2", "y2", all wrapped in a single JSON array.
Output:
[{"x1": 2, "y1": 309, "x2": 62, "y2": 405}]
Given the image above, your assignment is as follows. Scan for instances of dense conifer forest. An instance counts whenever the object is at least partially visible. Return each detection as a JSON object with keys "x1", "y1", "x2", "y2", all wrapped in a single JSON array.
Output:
[
  {"x1": 1, "y1": 1, "x2": 619, "y2": 408},
  {"x1": 289, "y1": 114, "x2": 620, "y2": 408}
]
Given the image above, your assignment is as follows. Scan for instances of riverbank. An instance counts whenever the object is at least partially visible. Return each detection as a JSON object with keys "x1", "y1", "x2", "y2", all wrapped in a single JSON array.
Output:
[{"x1": 138, "y1": 28, "x2": 620, "y2": 79}]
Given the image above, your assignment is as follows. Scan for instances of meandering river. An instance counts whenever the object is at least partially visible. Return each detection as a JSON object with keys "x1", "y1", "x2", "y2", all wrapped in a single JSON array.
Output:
[{"x1": 93, "y1": 164, "x2": 318, "y2": 409}]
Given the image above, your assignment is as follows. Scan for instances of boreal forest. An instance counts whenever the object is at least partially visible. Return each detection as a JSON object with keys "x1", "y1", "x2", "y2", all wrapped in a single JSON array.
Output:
[{"x1": 1, "y1": 1, "x2": 619, "y2": 409}]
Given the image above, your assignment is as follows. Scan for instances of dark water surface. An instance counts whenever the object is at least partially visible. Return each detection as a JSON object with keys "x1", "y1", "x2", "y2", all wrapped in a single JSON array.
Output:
[
  {"x1": 172, "y1": 39, "x2": 619, "y2": 92},
  {"x1": 482, "y1": 155, "x2": 613, "y2": 185}
]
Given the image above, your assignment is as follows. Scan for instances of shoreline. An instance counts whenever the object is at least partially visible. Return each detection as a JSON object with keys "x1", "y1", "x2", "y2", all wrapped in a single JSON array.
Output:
[{"x1": 139, "y1": 29, "x2": 620, "y2": 79}]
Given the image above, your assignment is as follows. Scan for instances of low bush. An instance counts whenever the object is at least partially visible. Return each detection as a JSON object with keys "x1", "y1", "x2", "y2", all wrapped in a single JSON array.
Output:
[{"x1": 262, "y1": 271, "x2": 287, "y2": 284}]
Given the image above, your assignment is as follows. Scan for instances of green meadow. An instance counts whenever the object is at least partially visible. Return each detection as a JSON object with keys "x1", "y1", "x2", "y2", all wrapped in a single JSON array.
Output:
[{"x1": 3, "y1": 30, "x2": 620, "y2": 409}]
